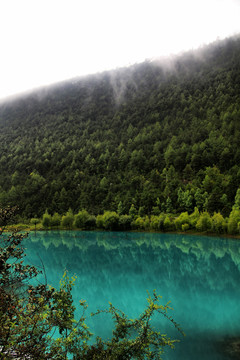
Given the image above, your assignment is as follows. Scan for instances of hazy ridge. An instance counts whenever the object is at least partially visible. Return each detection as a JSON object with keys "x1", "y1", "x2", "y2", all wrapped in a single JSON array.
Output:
[{"x1": 0, "y1": 35, "x2": 239, "y2": 218}]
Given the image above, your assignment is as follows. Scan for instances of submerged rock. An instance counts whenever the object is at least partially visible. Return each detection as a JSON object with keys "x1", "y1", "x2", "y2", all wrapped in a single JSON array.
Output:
[{"x1": 220, "y1": 337, "x2": 240, "y2": 359}]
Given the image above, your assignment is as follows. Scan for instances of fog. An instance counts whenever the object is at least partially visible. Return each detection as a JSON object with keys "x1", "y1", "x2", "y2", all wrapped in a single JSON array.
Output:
[{"x1": 0, "y1": 0, "x2": 239, "y2": 101}]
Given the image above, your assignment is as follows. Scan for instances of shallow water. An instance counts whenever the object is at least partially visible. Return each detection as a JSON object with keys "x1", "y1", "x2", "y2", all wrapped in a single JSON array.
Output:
[{"x1": 24, "y1": 231, "x2": 240, "y2": 359}]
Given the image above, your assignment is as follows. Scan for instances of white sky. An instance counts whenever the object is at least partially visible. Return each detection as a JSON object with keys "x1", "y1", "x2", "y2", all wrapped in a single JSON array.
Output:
[{"x1": 0, "y1": 0, "x2": 240, "y2": 100}]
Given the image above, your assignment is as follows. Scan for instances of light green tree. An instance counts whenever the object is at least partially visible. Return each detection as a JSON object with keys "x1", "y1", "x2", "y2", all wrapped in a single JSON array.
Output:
[
  {"x1": 233, "y1": 188, "x2": 240, "y2": 209},
  {"x1": 196, "y1": 212, "x2": 212, "y2": 232},
  {"x1": 61, "y1": 209, "x2": 74, "y2": 229},
  {"x1": 51, "y1": 212, "x2": 61, "y2": 228},
  {"x1": 228, "y1": 208, "x2": 240, "y2": 235},
  {"x1": 211, "y1": 212, "x2": 226, "y2": 234},
  {"x1": 42, "y1": 209, "x2": 51, "y2": 228},
  {"x1": 102, "y1": 211, "x2": 119, "y2": 230}
]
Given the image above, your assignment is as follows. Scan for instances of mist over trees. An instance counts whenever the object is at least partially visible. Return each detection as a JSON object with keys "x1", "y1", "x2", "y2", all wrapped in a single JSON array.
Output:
[{"x1": 0, "y1": 36, "x2": 239, "y2": 219}]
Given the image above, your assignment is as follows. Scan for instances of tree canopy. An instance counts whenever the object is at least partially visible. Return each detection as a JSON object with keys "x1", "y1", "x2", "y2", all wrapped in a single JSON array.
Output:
[{"x1": 0, "y1": 36, "x2": 239, "y2": 218}]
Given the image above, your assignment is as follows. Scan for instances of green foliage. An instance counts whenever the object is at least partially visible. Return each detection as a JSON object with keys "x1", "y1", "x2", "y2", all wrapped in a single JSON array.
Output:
[
  {"x1": 182, "y1": 223, "x2": 189, "y2": 231},
  {"x1": 174, "y1": 212, "x2": 190, "y2": 231},
  {"x1": 227, "y1": 208, "x2": 240, "y2": 235},
  {"x1": 30, "y1": 217, "x2": 40, "y2": 224},
  {"x1": 118, "y1": 214, "x2": 132, "y2": 230},
  {"x1": 177, "y1": 189, "x2": 193, "y2": 213},
  {"x1": 163, "y1": 215, "x2": 175, "y2": 231},
  {"x1": 42, "y1": 209, "x2": 51, "y2": 228},
  {"x1": 35, "y1": 206, "x2": 240, "y2": 237},
  {"x1": 138, "y1": 206, "x2": 145, "y2": 217},
  {"x1": 102, "y1": 211, "x2": 120, "y2": 230},
  {"x1": 50, "y1": 212, "x2": 62, "y2": 227},
  {"x1": 129, "y1": 204, "x2": 137, "y2": 219},
  {"x1": 211, "y1": 212, "x2": 226, "y2": 234},
  {"x1": 233, "y1": 188, "x2": 240, "y2": 209},
  {"x1": 188, "y1": 207, "x2": 200, "y2": 228},
  {"x1": 89, "y1": 291, "x2": 184, "y2": 359},
  {"x1": 150, "y1": 215, "x2": 161, "y2": 230},
  {"x1": 74, "y1": 209, "x2": 95, "y2": 229},
  {"x1": 96, "y1": 214, "x2": 104, "y2": 229},
  {"x1": 143, "y1": 215, "x2": 151, "y2": 230},
  {"x1": 166, "y1": 197, "x2": 173, "y2": 214},
  {"x1": 194, "y1": 189, "x2": 207, "y2": 212},
  {"x1": 0, "y1": 37, "x2": 240, "y2": 218},
  {"x1": 202, "y1": 166, "x2": 231, "y2": 213},
  {"x1": 196, "y1": 212, "x2": 212, "y2": 232},
  {"x1": 133, "y1": 216, "x2": 146, "y2": 230},
  {"x1": 152, "y1": 205, "x2": 161, "y2": 216},
  {"x1": 30, "y1": 217, "x2": 40, "y2": 232},
  {"x1": 117, "y1": 201, "x2": 125, "y2": 215},
  {"x1": 61, "y1": 209, "x2": 74, "y2": 229}
]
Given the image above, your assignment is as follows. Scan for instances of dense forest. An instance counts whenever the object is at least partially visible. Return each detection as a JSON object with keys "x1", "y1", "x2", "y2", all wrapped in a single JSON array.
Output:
[{"x1": 0, "y1": 35, "x2": 240, "y2": 220}]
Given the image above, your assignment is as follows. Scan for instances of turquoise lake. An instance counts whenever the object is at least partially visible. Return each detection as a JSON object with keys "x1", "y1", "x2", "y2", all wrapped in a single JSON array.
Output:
[{"x1": 23, "y1": 231, "x2": 240, "y2": 359}]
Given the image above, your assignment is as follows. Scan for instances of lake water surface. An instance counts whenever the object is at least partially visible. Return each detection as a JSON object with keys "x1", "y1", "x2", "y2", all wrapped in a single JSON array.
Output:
[{"x1": 24, "y1": 231, "x2": 240, "y2": 359}]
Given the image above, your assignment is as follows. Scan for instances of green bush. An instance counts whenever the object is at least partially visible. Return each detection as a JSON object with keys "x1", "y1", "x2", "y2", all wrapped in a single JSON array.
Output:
[
  {"x1": 61, "y1": 209, "x2": 74, "y2": 229},
  {"x1": 133, "y1": 216, "x2": 145, "y2": 230},
  {"x1": 152, "y1": 206, "x2": 161, "y2": 216},
  {"x1": 50, "y1": 212, "x2": 61, "y2": 227},
  {"x1": 211, "y1": 212, "x2": 226, "y2": 234},
  {"x1": 189, "y1": 207, "x2": 200, "y2": 228},
  {"x1": 227, "y1": 209, "x2": 240, "y2": 235},
  {"x1": 182, "y1": 223, "x2": 189, "y2": 231},
  {"x1": 102, "y1": 211, "x2": 119, "y2": 230},
  {"x1": 149, "y1": 214, "x2": 166, "y2": 231},
  {"x1": 84, "y1": 215, "x2": 96, "y2": 229},
  {"x1": 196, "y1": 212, "x2": 212, "y2": 232},
  {"x1": 118, "y1": 215, "x2": 132, "y2": 230},
  {"x1": 163, "y1": 215, "x2": 175, "y2": 231},
  {"x1": 42, "y1": 210, "x2": 51, "y2": 228},
  {"x1": 150, "y1": 215, "x2": 160, "y2": 230},
  {"x1": 96, "y1": 214, "x2": 104, "y2": 229},
  {"x1": 174, "y1": 212, "x2": 189, "y2": 231},
  {"x1": 74, "y1": 209, "x2": 91, "y2": 229},
  {"x1": 129, "y1": 204, "x2": 137, "y2": 219}
]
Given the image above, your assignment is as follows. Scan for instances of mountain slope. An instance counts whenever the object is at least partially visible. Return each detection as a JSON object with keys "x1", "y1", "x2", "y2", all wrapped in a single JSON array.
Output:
[{"x1": 0, "y1": 36, "x2": 240, "y2": 218}]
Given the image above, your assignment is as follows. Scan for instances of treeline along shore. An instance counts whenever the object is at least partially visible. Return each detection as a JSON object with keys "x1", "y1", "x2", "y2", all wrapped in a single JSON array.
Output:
[
  {"x1": 0, "y1": 36, "x2": 240, "y2": 222},
  {"x1": 6, "y1": 189, "x2": 240, "y2": 237}
]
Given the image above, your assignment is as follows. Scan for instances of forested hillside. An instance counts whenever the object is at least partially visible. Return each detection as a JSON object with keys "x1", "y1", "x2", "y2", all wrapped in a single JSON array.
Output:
[{"x1": 0, "y1": 35, "x2": 240, "y2": 219}]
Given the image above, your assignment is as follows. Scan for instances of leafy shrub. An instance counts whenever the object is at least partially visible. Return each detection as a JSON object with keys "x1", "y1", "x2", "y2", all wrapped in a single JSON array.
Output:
[
  {"x1": 102, "y1": 211, "x2": 119, "y2": 230},
  {"x1": 61, "y1": 209, "x2": 74, "y2": 229},
  {"x1": 196, "y1": 212, "x2": 212, "y2": 231},
  {"x1": 42, "y1": 210, "x2": 51, "y2": 228},
  {"x1": 50, "y1": 212, "x2": 61, "y2": 227},
  {"x1": 74, "y1": 209, "x2": 91, "y2": 229},
  {"x1": 189, "y1": 207, "x2": 200, "y2": 228},
  {"x1": 182, "y1": 223, "x2": 189, "y2": 231},
  {"x1": 133, "y1": 216, "x2": 145, "y2": 230},
  {"x1": 84, "y1": 215, "x2": 96, "y2": 230},
  {"x1": 96, "y1": 214, "x2": 104, "y2": 229},
  {"x1": 227, "y1": 209, "x2": 240, "y2": 234},
  {"x1": 118, "y1": 215, "x2": 132, "y2": 230},
  {"x1": 129, "y1": 204, "x2": 137, "y2": 219},
  {"x1": 211, "y1": 212, "x2": 226, "y2": 234},
  {"x1": 150, "y1": 215, "x2": 160, "y2": 230},
  {"x1": 174, "y1": 212, "x2": 189, "y2": 231},
  {"x1": 163, "y1": 215, "x2": 175, "y2": 231}
]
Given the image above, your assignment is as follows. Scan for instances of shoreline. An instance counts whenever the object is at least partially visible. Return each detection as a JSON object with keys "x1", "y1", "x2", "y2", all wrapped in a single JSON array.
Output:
[{"x1": 3, "y1": 224, "x2": 240, "y2": 241}]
